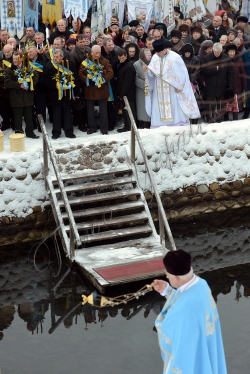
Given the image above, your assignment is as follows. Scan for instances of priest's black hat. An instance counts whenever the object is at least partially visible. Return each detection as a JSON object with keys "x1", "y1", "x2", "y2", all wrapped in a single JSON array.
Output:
[
  {"x1": 163, "y1": 249, "x2": 191, "y2": 276},
  {"x1": 152, "y1": 39, "x2": 165, "y2": 52}
]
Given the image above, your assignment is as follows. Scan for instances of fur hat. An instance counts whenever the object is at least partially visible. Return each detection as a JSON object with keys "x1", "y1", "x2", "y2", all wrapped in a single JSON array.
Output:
[
  {"x1": 190, "y1": 26, "x2": 203, "y2": 35},
  {"x1": 170, "y1": 29, "x2": 182, "y2": 39},
  {"x1": 227, "y1": 28, "x2": 238, "y2": 36},
  {"x1": 225, "y1": 43, "x2": 238, "y2": 53},
  {"x1": 200, "y1": 40, "x2": 213, "y2": 50},
  {"x1": 179, "y1": 24, "x2": 190, "y2": 33},
  {"x1": 237, "y1": 15, "x2": 248, "y2": 24},
  {"x1": 129, "y1": 20, "x2": 140, "y2": 27},
  {"x1": 163, "y1": 249, "x2": 191, "y2": 276}
]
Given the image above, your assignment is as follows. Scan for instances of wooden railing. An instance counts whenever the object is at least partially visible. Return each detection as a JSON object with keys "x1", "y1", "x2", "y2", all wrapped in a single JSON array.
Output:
[
  {"x1": 123, "y1": 97, "x2": 176, "y2": 251},
  {"x1": 38, "y1": 114, "x2": 82, "y2": 258}
]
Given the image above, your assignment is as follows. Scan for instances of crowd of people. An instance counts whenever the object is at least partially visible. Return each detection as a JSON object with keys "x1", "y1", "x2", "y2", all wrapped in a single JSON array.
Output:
[{"x1": 0, "y1": 6, "x2": 250, "y2": 139}]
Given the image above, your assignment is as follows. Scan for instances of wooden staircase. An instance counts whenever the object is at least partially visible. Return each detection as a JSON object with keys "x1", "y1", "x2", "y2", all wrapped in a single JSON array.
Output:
[{"x1": 47, "y1": 165, "x2": 157, "y2": 251}]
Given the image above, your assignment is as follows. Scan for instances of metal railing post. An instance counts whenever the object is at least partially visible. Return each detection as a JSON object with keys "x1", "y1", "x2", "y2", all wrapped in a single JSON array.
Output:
[
  {"x1": 131, "y1": 125, "x2": 135, "y2": 164},
  {"x1": 123, "y1": 97, "x2": 176, "y2": 251}
]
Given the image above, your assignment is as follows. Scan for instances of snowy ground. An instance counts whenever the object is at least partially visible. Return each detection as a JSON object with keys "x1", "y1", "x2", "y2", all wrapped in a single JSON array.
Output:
[{"x1": 1, "y1": 116, "x2": 250, "y2": 218}]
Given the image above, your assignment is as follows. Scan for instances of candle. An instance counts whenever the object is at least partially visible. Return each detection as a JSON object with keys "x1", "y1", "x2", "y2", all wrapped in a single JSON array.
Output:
[
  {"x1": 18, "y1": 55, "x2": 20, "y2": 66},
  {"x1": 37, "y1": 44, "x2": 38, "y2": 50},
  {"x1": 41, "y1": 43, "x2": 43, "y2": 49},
  {"x1": 62, "y1": 60, "x2": 64, "y2": 68},
  {"x1": 19, "y1": 44, "x2": 21, "y2": 51},
  {"x1": 27, "y1": 55, "x2": 30, "y2": 66},
  {"x1": 91, "y1": 54, "x2": 94, "y2": 62},
  {"x1": 2, "y1": 61, "x2": 4, "y2": 71},
  {"x1": 66, "y1": 59, "x2": 69, "y2": 70},
  {"x1": 86, "y1": 53, "x2": 89, "y2": 62},
  {"x1": 97, "y1": 56, "x2": 99, "y2": 64},
  {"x1": 57, "y1": 64, "x2": 59, "y2": 72}
]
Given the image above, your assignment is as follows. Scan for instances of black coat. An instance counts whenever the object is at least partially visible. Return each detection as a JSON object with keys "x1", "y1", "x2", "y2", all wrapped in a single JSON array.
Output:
[
  {"x1": 202, "y1": 52, "x2": 234, "y2": 98},
  {"x1": 69, "y1": 45, "x2": 91, "y2": 72},
  {"x1": 32, "y1": 53, "x2": 47, "y2": 95},
  {"x1": 114, "y1": 59, "x2": 136, "y2": 101},
  {"x1": 190, "y1": 34, "x2": 206, "y2": 56},
  {"x1": 48, "y1": 28, "x2": 73, "y2": 45},
  {"x1": 182, "y1": 55, "x2": 200, "y2": 83},
  {"x1": 41, "y1": 58, "x2": 80, "y2": 106},
  {"x1": 208, "y1": 25, "x2": 227, "y2": 43},
  {"x1": 101, "y1": 46, "x2": 119, "y2": 74}
]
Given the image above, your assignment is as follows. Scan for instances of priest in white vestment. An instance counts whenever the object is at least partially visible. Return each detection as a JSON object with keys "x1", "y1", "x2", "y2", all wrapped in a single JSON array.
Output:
[{"x1": 144, "y1": 39, "x2": 200, "y2": 128}]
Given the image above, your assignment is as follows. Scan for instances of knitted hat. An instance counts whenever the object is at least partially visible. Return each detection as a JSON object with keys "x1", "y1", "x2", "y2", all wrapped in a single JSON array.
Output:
[
  {"x1": 237, "y1": 15, "x2": 248, "y2": 24},
  {"x1": 110, "y1": 21, "x2": 119, "y2": 28},
  {"x1": 163, "y1": 249, "x2": 191, "y2": 276},
  {"x1": 200, "y1": 40, "x2": 213, "y2": 50},
  {"x1": 129, "y1": 20, "x2": 140, "y2": 27},
  {"x1": 66, "y1": 38, "x2": 76, "y2": 46},
  {"x1": 83, "y1": 34, "x2": 91, "y2": 40},
  {"x1": 171, "y1": 29, "x2": 182, "y2": 39},
  {"x1": 179, "y1": 24, "x2": 190, "y2": 33},
  {"x1": 227, "y1": 28, "x2": 238, "y2": 36},
  {"x1": 129, "y1": 31, "x2": 138, "y2": 39},
  {"x1": 152, "y1": 39, "x2": 165, "y2": 52},
  {"x1": 182, "y1": 43, "x2": 193, "y2": 54},
  {"x1": 190, "y1": 26, "x2": 202, "y2": 35}
]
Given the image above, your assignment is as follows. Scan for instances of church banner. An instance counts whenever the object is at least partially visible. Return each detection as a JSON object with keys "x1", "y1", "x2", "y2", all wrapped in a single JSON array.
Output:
[
  {"x1": 64, "y1": 0, "x2": 88, "y2": 22},
  {"x1": 105, "y1": 0, "x2": 125, "y2": 29},
  {"x1": 241, "y1": 0, "x2": 250, "y2": 21},
  {"x1": 0, "y1": 0, "x2": 24, "y2": 38},
  {"x1": 151, "y1": 0, "x2": 163, "y2": 23},
  {"x1": 25, "y1": 0, "x2": 39, "y2": 30},
  {"x1": 127, "y1": 0, "x2": 154, "y2": 33},
  {"x1": 230, "y1": 0, "x2": 239, "y2": 11},
  {"x1": 42, "y1": 0, "x2": 62, "y2": 25},
  {"x1": 91, "y1": 0, "x2": 106, "y2": 39},
  {"x1": 180, "y1": 0, "x2": 206, "y2": 22},
  {"x1": 204, "y1": 0, "x2": 220, "y2": 16},
  {"x1": 162, "y1": 0, "x2": 175, "y2": 35}
]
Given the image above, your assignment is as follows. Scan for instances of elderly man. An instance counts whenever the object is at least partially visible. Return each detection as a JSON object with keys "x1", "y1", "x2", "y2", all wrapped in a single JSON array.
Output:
[
  {"x1": 42, "y1": 49, "x2": 80, "y2": 139},
  {"x1": 143, "y1": 39, "x2": 199, "y2": 128},
  {"x1": 0, "y1": 30, "x2": 8, "y2": 50},
  {"x1": 208, "y1": 16, "x2": 227, "y2": 43},
  {"x1": 48, "y1": 19, "x2": 73, "y2": 45},
  {"x1": 45, "y1": 37, "x2": 70, "y2": 61},
  {"x1": 78, "y1": 45, "x2": 114, "y2": 135},
  {"x1": 152, "y1": 249, "x2": 227, "y2": 374},
  {"x1": 19, "y1": 26, "x2": 36, "y2": 47},
  {"x1": 7, "y1": 38, "x2": 17, "y2": 50},
  {"x1": 202, "y1": 42, "x2": 233, "y2": 123},
  {"x1": 0, "y1": 44, "x2": 14, "y2": 130},
  {"x1": 4, "y1": 52, "x2": 39, "y2": 138},
  {"x1": 34, "y1": 32, "x2": 45, "y2": 50}
]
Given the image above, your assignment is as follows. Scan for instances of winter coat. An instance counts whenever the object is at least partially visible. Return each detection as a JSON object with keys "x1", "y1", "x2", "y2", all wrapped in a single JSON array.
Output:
[
  {"x1": 202, "y1": 52, "x2": 234, "y2": 98},
  {"x1": 208, "y1": 25, "x2": 227, "y2": 43},
  {"x1": 0, "y1": 56, "x2": 12, "y2": 98},
  {"x1": 101, "y1": 46, "x2": 119, "y2": 73},
  {"x1": 48, "y1": 28, "x2": 73, "y2": 45},
  {"x1": 3, "y1": 65, "x2": 39, "y2": 107},
  {"x1": 190, "y1": 34, "x2": 206, "y2": 56},
  {"x1": 78, "y1": 56, "x2": 114, "y2": 100},
  {"x1": 181, "y1": 45, "x2": 200, "y2": 83},
  {"x1": 41, "y1": 58, "x2": 80, "y2": 106},
  {"x1": 229, "y1": 55, "x2": 247, "y2": 111},
  {"x1": 134, "y1": 59, "x2": 150, "y2": 121},
  {"x1": 32, "y1": 53, "x2": 47, "y2": 95},
  {"x1": 170, "y1": 39, "x2": 184, "y2": 54},
  {"x1": 114, "y1": 58, "x2": 136, "y2": 102},
  {"x1": 69, "y1": 45, "x2": 91, "y2": 72}
]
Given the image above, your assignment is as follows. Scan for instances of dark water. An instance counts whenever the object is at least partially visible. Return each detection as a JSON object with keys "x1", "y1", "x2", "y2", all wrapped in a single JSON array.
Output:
[{"x1": 0, "y1": 214, "x2": 250, "y2": 374}]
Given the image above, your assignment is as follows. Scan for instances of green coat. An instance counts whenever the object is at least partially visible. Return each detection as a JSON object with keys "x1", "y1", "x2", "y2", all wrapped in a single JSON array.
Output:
[{"x1": 3, "y1": 66, "x2": 39, "y2": 107}]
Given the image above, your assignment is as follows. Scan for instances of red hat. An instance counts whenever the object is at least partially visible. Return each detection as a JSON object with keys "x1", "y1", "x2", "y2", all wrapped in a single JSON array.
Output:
[{"x1": 163, "y1": 249, "x2": 191, "y2": 276}]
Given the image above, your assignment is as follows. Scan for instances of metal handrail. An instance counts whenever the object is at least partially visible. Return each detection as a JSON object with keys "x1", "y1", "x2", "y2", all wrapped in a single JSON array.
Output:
[
  {"x1": 38, "y1": 114, "x2": 82, "y2": 256},
  {"x1": 123, "y1": 97, "x2": 176, "y2": 251}
]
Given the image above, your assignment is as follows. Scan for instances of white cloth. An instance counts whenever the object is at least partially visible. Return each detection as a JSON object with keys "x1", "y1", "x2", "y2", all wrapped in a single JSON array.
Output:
[
  {"x1": 127, "y1": 0, "x2": 154, "y2": 34},
  {"x1": 64, "y1": 0, "x2": 88, "y2": 22},
  {"x1": 145, "y1": 51, "x2": 200, "y2": 128},
  {"x1": 105, "y1": 0, "x2": 125, "y2": 29}
]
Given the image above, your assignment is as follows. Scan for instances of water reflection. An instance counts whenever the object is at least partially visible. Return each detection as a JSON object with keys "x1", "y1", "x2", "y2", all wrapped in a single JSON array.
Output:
[{"x1": 0, "y1": 223, "x2": 250, "y2": 374}]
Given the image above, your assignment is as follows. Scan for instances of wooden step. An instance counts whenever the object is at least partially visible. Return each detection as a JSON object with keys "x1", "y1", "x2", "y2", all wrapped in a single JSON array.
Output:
[
  {"x1": 58, "y1": 188, "x2": 141, "y2": 207},
  {"x1": 53, "y1": 176, "x2": 137, "y2": 194},
  {"x1": 61, "y1": 200, "x2": 145, "y2": 220},
  {"x1": 79, "y1": 225, "x2": 152, "y2": 244},
  {"x1": 64, "y1": 213, "x2": 148, "y2": 231},
  {"x1": 50, "y1": 166, "x2": 132, "y2": 183}
]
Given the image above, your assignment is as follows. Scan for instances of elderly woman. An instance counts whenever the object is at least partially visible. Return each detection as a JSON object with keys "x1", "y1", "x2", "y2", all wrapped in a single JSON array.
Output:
[{"x1": 133, "y1": 48, "x2": 152, "y2": 128}]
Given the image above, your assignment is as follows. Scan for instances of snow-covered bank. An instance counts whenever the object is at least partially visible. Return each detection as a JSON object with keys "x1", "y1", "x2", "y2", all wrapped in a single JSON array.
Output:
[{"x1": 0, "y1": 119, "x2": 250, "y2": 219}]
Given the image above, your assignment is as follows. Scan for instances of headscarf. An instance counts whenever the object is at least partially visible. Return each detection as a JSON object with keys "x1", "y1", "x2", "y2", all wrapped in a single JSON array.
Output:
[{"x1": 139, "y1": 48, "x2": 151, "y2": 65}]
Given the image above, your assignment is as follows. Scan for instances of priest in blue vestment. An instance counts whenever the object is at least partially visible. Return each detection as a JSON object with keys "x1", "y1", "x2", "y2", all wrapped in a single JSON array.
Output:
[{"x1": 152, "y1": 249, "x2": 227, "y2": 374}]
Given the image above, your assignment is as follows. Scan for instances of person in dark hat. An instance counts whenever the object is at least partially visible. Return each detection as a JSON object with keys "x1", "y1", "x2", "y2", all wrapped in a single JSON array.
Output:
[
  {"x1": 170, "y1": 29, "x2": 184, "y2": 54},
  {"x1": 179, "y1": 24, "x2": 191, "y2": 43},
  {"x1": 173, "y1": 6, "x2": 184, "y2": 20},
  {"x1": 65, "y1": 38, "x2": 76, "y2": 52},
  {"x1": 234, "y1": 25, "x2": 250, "y2": 49},
  {"x1": 154, "y1": 23, "x2": 168, "y2": 38},
  {"x1": 190, "y1": 26, "x2": 206, "y2": 55},
  {"x1": 152, "y1": 249, "x2": 227, "y2": 374},
  {"x1": 227, "y1": 28, "x2": 238, "y2": 43},
  {"x1": 224, "y1": 43, "x2": 247, "y2": 120},
  {"x1": 128, "y1": 20, "x2": 140, "y2": 31},
  {"x1": 142, "y1": 39, "x2": 200, "y2": 127}
]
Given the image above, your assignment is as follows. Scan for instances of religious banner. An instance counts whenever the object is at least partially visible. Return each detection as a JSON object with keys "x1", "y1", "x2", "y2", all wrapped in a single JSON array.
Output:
[
  {"x1": 64, "y1": 0, "x2": 88, "y2": 22},
  {"x1": 25, "y1": 0, "x2": 39, "y2": 30},
  {"x1": 229, "y1": 0, "x2": 239, "y2": 11},
  {"x1": 180, "y1": 0, "x2": 206, "y2": 22},
  {"x1": 241, "y1": 0, "x2": 250, "y2": 21},
  {"x1": 91, "y1": 0, "x2": 106, "y2": 40},
  {"x1": 127, "y1": 0, "x2": 154, "y2": 33},
  {"x1": 105, "y1": 0, "x2": 125, "y2": 28},
  {"x1": 162, "y1": 0, "x2": 175, "y2": 35},
  {"x1": 42, "y1": 0, "x2": 62, "y2": 25},
  {"x1": 204, "y1": 0, "x2": 220, "y2": 17},
  {"x1": 151, "y1": 0, "x2": 163, "y2": 23},
  {"x1": 0, "y1": 0, "x2": 24, "y2": 38}
]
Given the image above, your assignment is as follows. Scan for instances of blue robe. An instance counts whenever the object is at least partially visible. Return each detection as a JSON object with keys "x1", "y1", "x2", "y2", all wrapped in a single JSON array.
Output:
[{"x1": 155, "y1": 276, "x2": 227, "y2": 374}]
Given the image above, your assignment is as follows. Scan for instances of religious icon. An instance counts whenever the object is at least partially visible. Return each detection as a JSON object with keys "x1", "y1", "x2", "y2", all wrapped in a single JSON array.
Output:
[
  {"x1": 135, "y1": 7, "x2": 147, "y2": 24},
  {"x1": 28, "y1": 0, "x2": 36, "y2": 11},
  {"x1": 7, "y1": 1, "x2": 16, "y2": 18},
  {"x1": 46, "y1": 0, "x2": 55, "y2": 4},
  {"x1": 111, "y1": 2, "x2": 119, "y2": 18}
]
